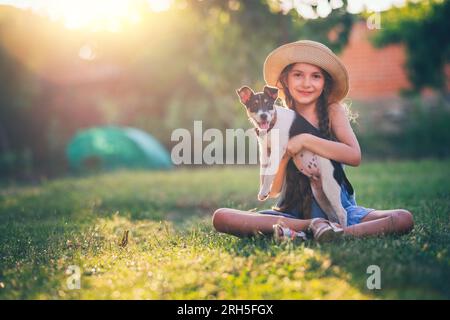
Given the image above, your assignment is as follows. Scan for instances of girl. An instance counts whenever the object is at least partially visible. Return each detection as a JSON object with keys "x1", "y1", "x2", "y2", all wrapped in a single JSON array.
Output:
[{"x1": 212, "y1": 40, "x2": 414, "y2": 242}]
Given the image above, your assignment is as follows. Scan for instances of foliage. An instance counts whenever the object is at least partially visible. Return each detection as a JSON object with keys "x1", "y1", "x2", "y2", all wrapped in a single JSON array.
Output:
[
  {"x1": 355, "y1": 100, "x2": 450, "y2": 159},
  {"x1": 372, "y1": 0, "x2": 450, "y2": 93}
]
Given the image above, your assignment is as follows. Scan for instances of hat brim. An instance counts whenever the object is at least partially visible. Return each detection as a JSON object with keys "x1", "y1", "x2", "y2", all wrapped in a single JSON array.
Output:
[{"x1": 263, "y1": 40, "x2": 349, "y2": 103}]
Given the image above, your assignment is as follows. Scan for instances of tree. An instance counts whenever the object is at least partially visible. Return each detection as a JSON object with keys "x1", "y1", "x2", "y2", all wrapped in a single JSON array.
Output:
[{"x1": 372, "y1": 0, "x2": 450, "y2": 94}]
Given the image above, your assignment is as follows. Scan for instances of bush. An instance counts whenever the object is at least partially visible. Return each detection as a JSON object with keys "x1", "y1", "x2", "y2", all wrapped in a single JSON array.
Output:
[{"x1": 357, "y1": 99, "x2": 450, "y2": 159}]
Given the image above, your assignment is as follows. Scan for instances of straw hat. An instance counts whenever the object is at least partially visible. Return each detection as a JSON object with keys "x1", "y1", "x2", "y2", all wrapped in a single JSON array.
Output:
[{"x1": 263, "y1": 40, "x2": 349, "y2": 103}]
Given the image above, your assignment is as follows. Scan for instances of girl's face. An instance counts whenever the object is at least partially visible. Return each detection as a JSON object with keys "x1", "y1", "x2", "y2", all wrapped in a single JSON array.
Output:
[{"x1": 287, "y1": 63, "x2": 325, "y2": 107}]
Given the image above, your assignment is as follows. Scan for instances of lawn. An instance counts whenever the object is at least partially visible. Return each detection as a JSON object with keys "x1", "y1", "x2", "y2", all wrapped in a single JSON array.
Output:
[{"x1": 0, "y1": 159, "x2": 449, "y2": 299}]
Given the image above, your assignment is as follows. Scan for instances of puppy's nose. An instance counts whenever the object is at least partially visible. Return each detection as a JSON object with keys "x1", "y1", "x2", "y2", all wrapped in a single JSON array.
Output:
[{"x1": 260, "y1": 113, "x2": 268, "y2": 121}]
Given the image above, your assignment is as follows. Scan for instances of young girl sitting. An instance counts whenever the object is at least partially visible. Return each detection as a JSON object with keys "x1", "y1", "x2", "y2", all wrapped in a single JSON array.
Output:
[{"x1": 212, "y1": 40, "x2": 414, "y2": 242}]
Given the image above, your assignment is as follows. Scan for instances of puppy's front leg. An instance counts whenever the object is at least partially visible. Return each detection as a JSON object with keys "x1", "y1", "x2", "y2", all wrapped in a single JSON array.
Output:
[
  {"x1": 259, "y1": 160, "x2": 275, "y2": 200},
  {"x1": 258, "y1": 134, "x2": 273, "y2": 201},
  {"x1": 258, "y1": 130, "x2": 283, "y2": 201}
]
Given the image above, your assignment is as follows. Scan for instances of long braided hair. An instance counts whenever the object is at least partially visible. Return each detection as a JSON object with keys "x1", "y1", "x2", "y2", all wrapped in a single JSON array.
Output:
[{"x1": 274, "y1": 63, "x2": 335, "y2": 218}]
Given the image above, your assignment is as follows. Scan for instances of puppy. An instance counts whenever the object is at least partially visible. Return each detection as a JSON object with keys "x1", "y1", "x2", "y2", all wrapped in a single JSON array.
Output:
[{"x1": 237, "y1": 85, "x2": 354, "y2": 227}]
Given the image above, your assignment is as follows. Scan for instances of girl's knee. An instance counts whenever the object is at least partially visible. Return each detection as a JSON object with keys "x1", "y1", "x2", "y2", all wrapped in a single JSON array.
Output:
[
  {"x1": 212, "y1": 208, "x2": 230, "y2": 231},
  {"x1": 393, "y1": 209, "x2": 414, "y2": 233}
]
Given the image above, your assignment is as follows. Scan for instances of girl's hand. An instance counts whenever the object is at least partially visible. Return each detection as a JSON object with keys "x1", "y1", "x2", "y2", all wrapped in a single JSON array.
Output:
[{"x1": 286, "y1": 134, "x2": 307, "y2": 157}]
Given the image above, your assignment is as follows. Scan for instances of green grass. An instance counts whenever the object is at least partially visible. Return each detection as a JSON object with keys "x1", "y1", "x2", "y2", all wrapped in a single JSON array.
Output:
[{"x1": 0, "y1": 159, "x2": 449, "y2": 299}]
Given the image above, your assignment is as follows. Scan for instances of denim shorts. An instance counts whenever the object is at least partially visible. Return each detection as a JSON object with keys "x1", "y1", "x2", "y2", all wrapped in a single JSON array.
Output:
[{"x1": 259, "y1": 185, "x2": 375, "y2": 226}]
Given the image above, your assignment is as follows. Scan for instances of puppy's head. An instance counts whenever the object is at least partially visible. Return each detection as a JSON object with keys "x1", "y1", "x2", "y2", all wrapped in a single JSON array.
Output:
[{"x1": 236, "y1": 86, "x2": 278, "y2": 131}]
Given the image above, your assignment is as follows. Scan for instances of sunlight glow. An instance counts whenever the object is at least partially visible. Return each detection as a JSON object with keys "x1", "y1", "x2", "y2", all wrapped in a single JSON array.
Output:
[
  {"x1": 43, "y1": 0, "x2": 136, "y2": 31},
  {"x1": 79, "y1": 44, "x2": 96, "y2": 61},
  {"x1": 147, "y1": 0, "x2": 172, "y2": 12},
  {"x1": 0, "y1": 0, "x2": 173, "y2": 31}
]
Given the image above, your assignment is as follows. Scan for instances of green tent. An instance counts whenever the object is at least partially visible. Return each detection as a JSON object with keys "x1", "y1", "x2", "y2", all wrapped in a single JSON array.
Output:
[{"x1": 66, "y1": 126, "x2": 173, "y2": 172}]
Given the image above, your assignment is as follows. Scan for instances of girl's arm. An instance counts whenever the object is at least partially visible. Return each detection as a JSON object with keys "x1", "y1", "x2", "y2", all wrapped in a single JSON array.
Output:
[
  {"x1": 287, "y1": 103, "x2": 362, "y2": 167},
  {"x1": 268, "y1": 153, "x2": 291, "y2": 198}
]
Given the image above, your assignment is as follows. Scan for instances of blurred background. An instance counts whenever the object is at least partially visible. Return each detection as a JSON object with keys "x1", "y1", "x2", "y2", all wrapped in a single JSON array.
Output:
[{"x1": 0, "y1": 0, "x2": 449, "y2": 181}]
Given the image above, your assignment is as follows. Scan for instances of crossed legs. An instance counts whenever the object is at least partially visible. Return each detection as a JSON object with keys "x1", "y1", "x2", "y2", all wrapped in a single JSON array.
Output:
[{"x1": 212, "y1": 207, "x2": 414, "y2": 239}]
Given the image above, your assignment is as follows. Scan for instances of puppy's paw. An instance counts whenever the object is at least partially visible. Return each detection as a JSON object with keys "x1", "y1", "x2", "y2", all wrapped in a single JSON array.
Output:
[{"x1": 258, "y1": 193, "x2": 269, "y2": 201}]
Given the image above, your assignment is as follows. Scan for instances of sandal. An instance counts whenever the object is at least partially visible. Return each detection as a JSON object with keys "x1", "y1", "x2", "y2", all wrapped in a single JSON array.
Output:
[
  {"x1": 272, "y1": 224, "x2": 308, "y2": 243},
  {"x1": 308, "y1": 218, "x2": 344, "y2": 243}
]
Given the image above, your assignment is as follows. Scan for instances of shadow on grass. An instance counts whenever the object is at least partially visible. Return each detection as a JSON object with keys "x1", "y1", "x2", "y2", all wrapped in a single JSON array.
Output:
[{"x1": 317, "y1": 234, "x2": 450, "y2": 299}]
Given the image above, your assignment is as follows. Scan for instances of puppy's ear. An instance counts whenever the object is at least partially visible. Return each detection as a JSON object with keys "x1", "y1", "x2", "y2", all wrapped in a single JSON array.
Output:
[
  {"x1": 236, "y1": 86, "x2": 254, "y2": 105},
  {"x1": 263, "y1": 86, "x2": 278, "y2": 100}
]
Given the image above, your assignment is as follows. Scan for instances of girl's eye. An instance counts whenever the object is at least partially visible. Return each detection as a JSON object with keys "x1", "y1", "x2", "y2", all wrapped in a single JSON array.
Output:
[{"x1": 313, "y1": 74, "x2": 322, "y2": 79}]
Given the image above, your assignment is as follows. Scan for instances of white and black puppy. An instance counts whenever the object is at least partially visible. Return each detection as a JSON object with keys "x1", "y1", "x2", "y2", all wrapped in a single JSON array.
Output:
[{"x1": 237, "y1": 85, "x2": 353, "y2": 227}]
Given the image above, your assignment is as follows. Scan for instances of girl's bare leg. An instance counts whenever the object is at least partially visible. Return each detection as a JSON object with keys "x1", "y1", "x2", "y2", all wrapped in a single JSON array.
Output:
[
  {"x1": 212, "y1": 208, "x2": 414, "y2": 239},
  {"x1": 212, "y1": 208, "x2": 312, "y2": 238},
  {"x1": 344, "y1": 209, "x2": 414, "y2": 237}
]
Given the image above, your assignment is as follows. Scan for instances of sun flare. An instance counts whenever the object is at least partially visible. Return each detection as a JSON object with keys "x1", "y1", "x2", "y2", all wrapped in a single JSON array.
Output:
[{"x1": 1, "y1": 0, "x2": 173, "y2": 31}]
